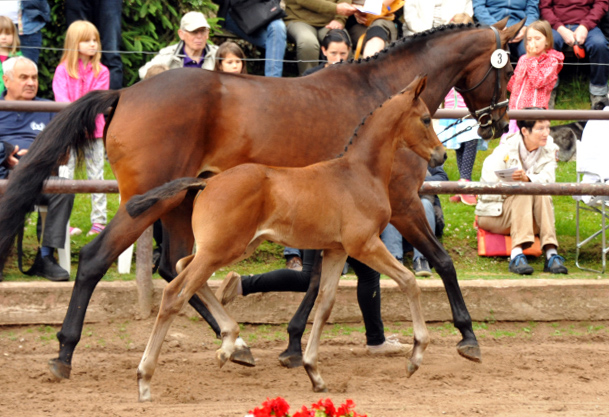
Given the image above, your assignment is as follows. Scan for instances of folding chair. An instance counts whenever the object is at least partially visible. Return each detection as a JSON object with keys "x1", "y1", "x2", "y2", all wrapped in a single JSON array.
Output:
[{"x1": 574, "y1": 123, "x2": 609, "y2": 274}]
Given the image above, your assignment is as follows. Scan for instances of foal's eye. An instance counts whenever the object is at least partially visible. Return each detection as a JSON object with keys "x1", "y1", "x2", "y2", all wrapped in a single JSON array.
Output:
[{"x1": 422, "y1": 116, "x2": 431, "y2": 126}]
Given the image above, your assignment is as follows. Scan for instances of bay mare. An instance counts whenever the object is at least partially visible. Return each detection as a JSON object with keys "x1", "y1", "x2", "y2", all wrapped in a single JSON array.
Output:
[
  {"x1": 0, "y1": 19, "x2": 523, "y2": 380},
  {"x1": 131, "y1": 76, "x2": 442, "y2": 398}
]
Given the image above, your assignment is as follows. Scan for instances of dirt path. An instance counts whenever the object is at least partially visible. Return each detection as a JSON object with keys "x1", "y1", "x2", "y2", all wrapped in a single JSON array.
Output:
[{"x1": 1, "y1": 317, "x2": 609, "y2": 417}]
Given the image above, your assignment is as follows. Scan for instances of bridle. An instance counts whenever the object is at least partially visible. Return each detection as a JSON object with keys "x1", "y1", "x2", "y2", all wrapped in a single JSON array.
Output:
[{"x1": 454, "y1": 25, "x2": 509, "y2": 132}]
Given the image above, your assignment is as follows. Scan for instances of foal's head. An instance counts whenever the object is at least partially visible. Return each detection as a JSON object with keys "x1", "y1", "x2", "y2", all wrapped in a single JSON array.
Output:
[{"x1": 396, "y1": 75, "x2": 446, "y2": 167}]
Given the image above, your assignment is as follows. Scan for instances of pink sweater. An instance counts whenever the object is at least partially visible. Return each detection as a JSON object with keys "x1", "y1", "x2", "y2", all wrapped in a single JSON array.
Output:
[{"x1": 52, "y1": 60, "x2": 110, "y2": 138}]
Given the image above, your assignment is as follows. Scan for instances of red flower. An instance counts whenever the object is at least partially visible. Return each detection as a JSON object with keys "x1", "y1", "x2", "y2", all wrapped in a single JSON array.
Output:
[{"x1": 248, "y1": 397, "x2": 365, "y2": 417}]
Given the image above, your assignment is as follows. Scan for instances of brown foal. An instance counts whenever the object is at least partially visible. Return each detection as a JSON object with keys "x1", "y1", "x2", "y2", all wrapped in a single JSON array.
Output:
[{"x1": 128, "y1": 76, "x2": 445, "y2": 400}]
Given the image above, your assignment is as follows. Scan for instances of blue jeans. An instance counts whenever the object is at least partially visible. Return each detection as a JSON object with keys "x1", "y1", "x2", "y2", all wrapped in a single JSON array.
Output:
[
  {"x1": 66, "y1": 0, "x2": 124, "y2": 89},
  {"x1": 283, "y1": 247, "x2": 302, "y2": 259},
  {"x1": 225, "y1": 14, "x2": 286, "y2": 77},
  {"x1": 20, "y1": 31, "x2": 43, "y2": 64},
  {"x1": 552, "y1": 25, "x2": 609, "y2": 96},
  {"x1": 380, "y1": 198, "x2": 436, "y2": 261}
]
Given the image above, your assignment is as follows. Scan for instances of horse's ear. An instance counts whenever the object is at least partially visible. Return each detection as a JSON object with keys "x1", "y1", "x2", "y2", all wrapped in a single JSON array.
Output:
[
  {"x1": 492, "y1": 17, "x2": 509, "y2": 31},
  {"x1": 413, "y1": 75, "x2": 427, "y2": 101},
  {"x1": 501, "y1": 18, "x2": 526, "y2": 45}
]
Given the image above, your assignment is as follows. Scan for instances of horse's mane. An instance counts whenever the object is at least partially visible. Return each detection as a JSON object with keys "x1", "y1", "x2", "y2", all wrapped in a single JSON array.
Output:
[{"x1": 336, "y1": 86, "x2": 410, "y2": 158}]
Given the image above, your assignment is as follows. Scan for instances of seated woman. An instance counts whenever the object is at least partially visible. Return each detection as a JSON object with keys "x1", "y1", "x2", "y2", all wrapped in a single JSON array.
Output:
[
  {"x1": 475, "y1": 112, "x2": 568, "y2": 275},
  {"x1": 303, "y1": 29, "x2": 351, "y2": 75},
  {"x1": 347, "y1": 0, "x2": 401, "y2": 58}
]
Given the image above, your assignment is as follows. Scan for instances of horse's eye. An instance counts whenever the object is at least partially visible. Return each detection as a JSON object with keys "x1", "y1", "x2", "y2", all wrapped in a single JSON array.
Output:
[{"x1": 422, "y1": 116, "x2": 431, "y2": 126}]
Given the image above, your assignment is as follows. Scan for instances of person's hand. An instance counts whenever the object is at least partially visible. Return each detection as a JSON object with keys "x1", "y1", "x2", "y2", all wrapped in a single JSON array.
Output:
[
  {"x1": 574, "y1": 24, "x2": 588, "y2": 45},
  {"x1": 510, "y1": 26, "x2": 526, "y2": 43},
  {"x1": 557, "y1": 25, "x2": 575, "y2": 46},
  {"x1": 354, "y1": 10, "x2": 368, "y2": 25},
  {"x1": 326, "y1": 19, "x2": 345, "y2": 30},
  {"x1": 7, "y1": 146, "x2": 27, "y2": 169},
  {"x1": 336, "y1": 2, "x2": 357, "y2": 16},
  {"x1": 512, "y1": 169, "x2": 529, "y2": 182}
]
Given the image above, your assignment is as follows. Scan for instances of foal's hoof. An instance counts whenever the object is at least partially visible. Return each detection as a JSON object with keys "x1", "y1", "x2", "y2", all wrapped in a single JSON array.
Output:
[
  {"x1": 457, "y1": 339, "x2": 482, "y2": 363},
  {"x1": 406, "y1": 361, "x2": 419, "y2": 378},
  {"x1": 48, "y1": 358, "x2": 71, "y2": 380},
  {"x1": 230, "y1": 345, "x2": 256, "y2": 367},
  {"x1": 278, "y1": 350, "x2": 303, "y2": 368}
]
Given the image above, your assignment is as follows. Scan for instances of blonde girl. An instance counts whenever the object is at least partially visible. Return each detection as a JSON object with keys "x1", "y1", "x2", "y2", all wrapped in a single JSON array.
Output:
[
  {"x1": 213, "y1": 41, "x2": 248, "y2": 74},
  {"x1": 0, "y1": 15, "x2": 21, "y2": 91},
  {"x1": 53, "y1": 20, "x2": 110, "y2": 237}
]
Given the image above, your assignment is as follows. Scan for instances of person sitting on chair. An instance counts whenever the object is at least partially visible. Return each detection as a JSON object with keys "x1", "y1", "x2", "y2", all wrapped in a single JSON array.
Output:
[
  {"x1": 0, "y1": 56, "x2": 74, "y2": 282},
  {"x1": 475, "y1": 111, "x2": 568, "y2": 275}
]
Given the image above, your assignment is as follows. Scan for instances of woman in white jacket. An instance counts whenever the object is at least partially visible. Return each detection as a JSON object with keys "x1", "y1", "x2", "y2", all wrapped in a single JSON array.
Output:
[{"x1": 402, "y1": 0, "x2": 472, "y2": 36}]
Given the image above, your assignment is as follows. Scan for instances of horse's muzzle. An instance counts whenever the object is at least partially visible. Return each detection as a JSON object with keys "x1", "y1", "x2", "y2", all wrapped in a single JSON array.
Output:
[{"x1": 429, "y1": 146, "x2": 447, "y2": 168}]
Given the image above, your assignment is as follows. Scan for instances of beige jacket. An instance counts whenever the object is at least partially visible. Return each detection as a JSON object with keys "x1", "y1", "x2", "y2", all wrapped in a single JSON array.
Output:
[
  {"x1": 139, "y1": 41, "x2": 218, "y2": 79},
  {"x1": 475, "y1": 133, "x2": 558, "y2": 217}
]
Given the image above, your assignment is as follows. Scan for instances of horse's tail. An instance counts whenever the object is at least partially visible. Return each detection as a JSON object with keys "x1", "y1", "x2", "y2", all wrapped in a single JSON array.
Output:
[
  {"x1": 126, "y1": 177, "x2": 207, "y2": 218},
  {"x1": 0, "y1": 89, "x2": 122, "y2": 266}
]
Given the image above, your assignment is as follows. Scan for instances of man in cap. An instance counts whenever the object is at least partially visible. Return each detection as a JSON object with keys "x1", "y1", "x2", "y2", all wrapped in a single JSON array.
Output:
[{"x1": 139, "y1": 11, "x2": 219, "y2": 79}]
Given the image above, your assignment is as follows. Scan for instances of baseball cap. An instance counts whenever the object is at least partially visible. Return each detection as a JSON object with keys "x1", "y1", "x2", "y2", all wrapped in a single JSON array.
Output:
[{"x1": 180, "y1": 11, "x2": 210, "y2": 31}]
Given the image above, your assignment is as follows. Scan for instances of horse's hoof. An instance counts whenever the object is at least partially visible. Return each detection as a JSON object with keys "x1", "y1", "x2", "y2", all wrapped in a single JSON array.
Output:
[
  {"x1": 278, "y1": 351, "x2": 303, "y2": 368},
  {"x1": 457, "y1": 340, "x2": 482, "y2": 363},
  {"x1": 406, "y1": 361, "x2": 419, "y2": 378},
  {"x1": 216, "y1": 349, "x2": 230, "y2": 368},
  {"x1": 230, "y1": 345, "x2": 256, "y2": 367},
  {"x1": 313, "y1": 384, "x2": 328, "y2": 393},
  {"x1": 48, "y1": 358, "x2": 71, "y2": 380}
]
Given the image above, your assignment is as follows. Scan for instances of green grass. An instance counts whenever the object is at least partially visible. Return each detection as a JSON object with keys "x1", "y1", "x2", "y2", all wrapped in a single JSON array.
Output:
[{"x1": 2, "y1": 71, "x2": 607, "y2": 281}]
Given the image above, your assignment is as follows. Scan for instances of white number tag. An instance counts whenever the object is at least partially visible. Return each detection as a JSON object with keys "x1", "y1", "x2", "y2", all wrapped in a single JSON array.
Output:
[{"x1": 490, "y1": 49, "x2": 509, "y2": 69}]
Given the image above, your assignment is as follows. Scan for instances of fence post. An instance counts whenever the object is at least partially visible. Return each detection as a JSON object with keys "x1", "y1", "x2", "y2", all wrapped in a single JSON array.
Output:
[{"x1": 136, "y1": 226, "x2": 154, "y2": 318}]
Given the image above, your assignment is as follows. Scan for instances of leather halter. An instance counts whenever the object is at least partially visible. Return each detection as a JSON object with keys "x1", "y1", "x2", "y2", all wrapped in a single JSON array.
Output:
[{"x1": 454, "y1": 26, "x2": 509, "y2": 129}]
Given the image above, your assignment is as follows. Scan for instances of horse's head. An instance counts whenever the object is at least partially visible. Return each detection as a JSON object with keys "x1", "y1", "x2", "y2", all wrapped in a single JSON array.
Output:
[
  {"x1": 399, "y1": 75, "x2": 446, "y2": 167},
  {"x1": 455, "y1": 18, "x2": 525, "y2": 139}
]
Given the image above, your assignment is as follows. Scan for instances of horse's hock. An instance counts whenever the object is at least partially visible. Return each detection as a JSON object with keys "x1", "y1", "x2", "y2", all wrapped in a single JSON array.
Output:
[{"x1": 1, "y1": 279, "x2": 609, "y2": 326}]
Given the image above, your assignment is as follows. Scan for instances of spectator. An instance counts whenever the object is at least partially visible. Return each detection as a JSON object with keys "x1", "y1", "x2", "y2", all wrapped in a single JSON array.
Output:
[
  {"x1": 347, "y1": 0, "x2": 400, "y2": 58},
  {"x1": 0, "y1": 56, "x2": 74, "y2": 282},
  {"x1": 475, "y1": 112, "x2": 568, "y2": 275},
  {"x1": 66, "y1": 0, "x2": 122, "y2": 89},
  {"x1": 0, "y1": 15, "x2": 21, "y2": 92},
  {"x1": 0, "y1": 1, "x2": 49, "y2": 65},
  {"x1": 139, "y1": 12, "x2": 218, "y2": 79},
  {"x1": 53, "y1": 20, "x2": 109, "y2": 237},
  {"x1": 303, "y1": 28, "x2": 350, "y2": 74},
  {"x1": 540, "y1": 0, "x2": 609, "y2": 109},
  {"x1": 284, "y1": 0, "x2": 357, "y2": 75},
  {"x1": 403, "y1": 0, "x2": 473, "y2": 36},
  {"x1": 216, "y1": 251, "x2": 410, "y2": 355},
  {"x1": 214, "y1": 41, "x2": 248, "y2": 74},
  {"x1": 212, "y1": 0, "x2": 286, "y2": 77},
  {"x1": 380, "y1": 166, "x2": 447, "y2": 276},
  {"x1": 473, "y1": 0, "x2": 539, "y2": 59},
  {"x1": 503, "y1": 20, "x2": 563, "y2": 139}
]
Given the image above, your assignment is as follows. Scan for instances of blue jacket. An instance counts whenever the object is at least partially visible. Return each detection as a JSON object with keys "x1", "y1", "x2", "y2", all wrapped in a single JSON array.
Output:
[
  {"x1": 473, "y1": 0, "x2": 540, "y2": 27},
  {"x1": 21, "y1": 0, "x2": 51, "y2": 35},
  {"x1": 0, "y1": 93, "x2": 54, "y2": 152}
]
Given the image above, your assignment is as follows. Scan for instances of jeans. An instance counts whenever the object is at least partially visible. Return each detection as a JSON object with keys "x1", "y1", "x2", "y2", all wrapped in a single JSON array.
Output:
[
  {"x1": 283, "y1": 246, "x2": 302, "y2": 258},
  {"x1": 380, "y1": 198, "x2": 435, "y2": 261},
  {"x1": 66, "y1": 0, "x2": 124, "y2": 89},
  {"x1": 287, "y1": 21, "x2": 333, "y2": 75},
  {"x1": 19, "y1": 31, "x2": 43, "y2": 64},
  {"x1": 552, "y1": 25, "x2": 609, "y2": 96},
  {"x1": 225, "y1": 13, "x2": 286, "y2": 77}
]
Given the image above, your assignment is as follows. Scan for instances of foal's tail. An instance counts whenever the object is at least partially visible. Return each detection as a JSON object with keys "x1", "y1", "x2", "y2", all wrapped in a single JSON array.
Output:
[
  {"x1": 126, "y1": 177, "x2": 207, "y2": 218},
  {"x1": 0, "y1": 89, "x2": 122, "y2": 266}
]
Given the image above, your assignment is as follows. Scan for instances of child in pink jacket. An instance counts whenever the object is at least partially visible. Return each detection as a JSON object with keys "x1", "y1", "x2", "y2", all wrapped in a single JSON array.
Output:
[{"x1": 53, "y1": 20, "x2": 109, "y2": 237}]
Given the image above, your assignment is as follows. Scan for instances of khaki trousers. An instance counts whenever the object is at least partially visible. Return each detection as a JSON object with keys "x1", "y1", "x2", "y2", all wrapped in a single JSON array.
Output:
[{"x1": 478, "y1": 195, "x2": 558, "y2": 250}]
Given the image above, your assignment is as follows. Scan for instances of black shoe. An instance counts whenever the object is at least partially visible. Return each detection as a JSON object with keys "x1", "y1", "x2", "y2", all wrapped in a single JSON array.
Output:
[
  {"x1": 544, "y1": 254, "x2": 568, "y2": 274},
  {"x1": 508, "y1": 254, "x2": 534, "y2": 275},
  {"x1": 152, "y1": 247, "x2": 162, "y2": 274},
  {"x1": 413, "y1": 257, "x2": 432, "y2": 277},
  {"x1": 34, "y1": 255, "x2": 70, "y2": 282},
  {"x1": 0, "y1": 269, "x2": 3, "y2": 282}
]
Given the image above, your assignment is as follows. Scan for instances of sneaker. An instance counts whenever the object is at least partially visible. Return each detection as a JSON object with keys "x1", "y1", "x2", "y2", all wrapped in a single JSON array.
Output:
[
  {"x1": 87, "y1": 223, "x2": 105, "y2": 236},
  {"x1": 413, "y1": 257, "x2": 432, "y2": 277},
  {"x1": 544, "y1": 254, "x2": 568, "y2": 274},
  {"x1": 590, "y1": 94, "x2": 609, "y2": 110},
  {"x1": 449, "y1": 195, "x2": 462, "y2": 203},
  {"x1": 35, "y1": 255, "x2": 70, "y2": 282},
  {"x1": 460, "y1": 194, "x2": 477, "y2": 206},
  {"x1": 286, "y1": 256, "x2": 303, "y2": 271},
  {"x1": 366, "y1": 335, "x2": 411, "y2": 356},
  {"x1": 215, "y1": 271, "x2": 242, "y2": 305},
  {"x1": 508, "y1": 254, "x2": 534, "y2": 275},
  {"x1": 69, "y1": 227, "x2": 82, "y2": 236}
]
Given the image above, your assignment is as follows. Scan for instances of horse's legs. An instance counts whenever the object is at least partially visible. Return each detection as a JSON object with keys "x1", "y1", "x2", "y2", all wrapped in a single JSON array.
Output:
[
  {"x1": 352, "y1": 238, "x2": 430, "y2": 376},
  {"x1": 391, "y1": 204, "x2": 481, "y2": 362},
  {"x1": 278, "y1": 249, "x2": 322, "y2": 368},
  {"x1": 303, "y1": 249, "x2": 347, "y2": 393},
  {"x1": 50, "y1": 204, "x2": 164, "y2": 379}
]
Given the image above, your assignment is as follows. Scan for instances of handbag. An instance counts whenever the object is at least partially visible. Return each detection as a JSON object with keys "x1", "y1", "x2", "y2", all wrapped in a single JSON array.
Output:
[{"x1": 230, "y1": 0, "x2": 286, "y2": 36}]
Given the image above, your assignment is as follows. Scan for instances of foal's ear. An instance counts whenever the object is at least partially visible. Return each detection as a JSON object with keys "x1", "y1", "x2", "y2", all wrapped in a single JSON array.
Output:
[
  {"x1": 412, "y1": 74, "x2": 427, "y2": 101},
  {"x1": 492, "y1": 17, "x2": 509, "y2": 31}
]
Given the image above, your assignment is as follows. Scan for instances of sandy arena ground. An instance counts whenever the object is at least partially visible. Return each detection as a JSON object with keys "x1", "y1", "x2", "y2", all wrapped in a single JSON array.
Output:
[{"x1": 1, "y1": 316, "x2": 609, "y2": 417}]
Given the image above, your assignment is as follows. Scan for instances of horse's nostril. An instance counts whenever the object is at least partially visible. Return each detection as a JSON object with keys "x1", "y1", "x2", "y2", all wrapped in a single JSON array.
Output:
[{"x1": 443, "y1": 152, "x2": 447, "y2": 161}]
